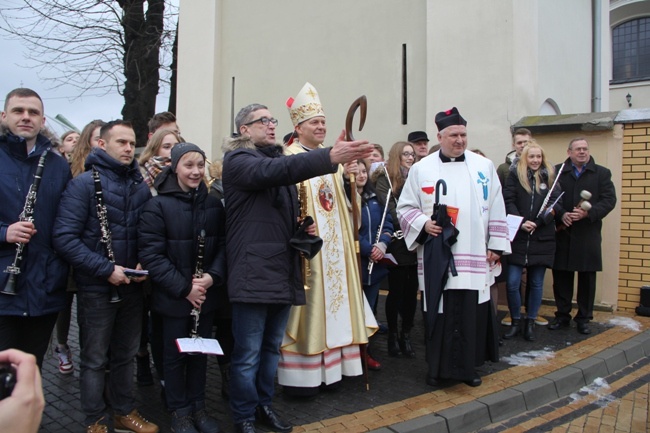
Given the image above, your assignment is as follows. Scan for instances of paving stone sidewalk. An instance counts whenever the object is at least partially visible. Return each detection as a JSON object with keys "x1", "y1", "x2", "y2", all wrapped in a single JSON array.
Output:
[{"x1": 39, "y1": 299, "x2": 649, "y2": 433}]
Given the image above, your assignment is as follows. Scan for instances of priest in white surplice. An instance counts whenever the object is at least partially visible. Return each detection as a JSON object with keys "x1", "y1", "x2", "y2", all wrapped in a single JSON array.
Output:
[{"x1": 397, "y1": 107, "x2": 510, "y2": 388}]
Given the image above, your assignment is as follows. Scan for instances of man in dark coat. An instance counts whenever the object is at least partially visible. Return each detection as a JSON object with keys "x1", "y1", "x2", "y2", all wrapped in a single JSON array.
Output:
[
  {"x1": 53, "y1": 120, "x2": 157, "y2": 433},
  {"x1": 550, "y1": 138, "x2": 617, "y2": 335},
  {"x1": 0, "y1": 88, "x2": 71, "y2": 368},
  {"x1": 223, "y1": 103, "x2": 372, "y2": 433}
]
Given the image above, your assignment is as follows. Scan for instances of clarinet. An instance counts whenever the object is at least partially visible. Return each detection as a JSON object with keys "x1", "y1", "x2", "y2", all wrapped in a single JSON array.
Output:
[
  {"x1": 92, "y1": 168, "x2": 122, "y2": 303},
  {"x1": 2, "y1": 151, "x2": 49, "y2": 295},
  {"x1": 190, "y1": 229, "x2": 206, "y2": 338}
]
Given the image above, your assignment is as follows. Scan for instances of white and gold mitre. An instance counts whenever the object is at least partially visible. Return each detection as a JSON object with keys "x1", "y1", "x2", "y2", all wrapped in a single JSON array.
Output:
[{"x1": 286, "y1": 82, "x2": 325, "y2": 127}]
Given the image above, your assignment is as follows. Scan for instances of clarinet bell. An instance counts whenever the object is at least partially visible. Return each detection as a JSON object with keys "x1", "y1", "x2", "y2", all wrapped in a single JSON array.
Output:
[
  {"x1": 109, "y1": 287, "x2": 122, "y2": 303},
  {"x1": 1, "y1": 274, "x2": 17, "y2": 296}
]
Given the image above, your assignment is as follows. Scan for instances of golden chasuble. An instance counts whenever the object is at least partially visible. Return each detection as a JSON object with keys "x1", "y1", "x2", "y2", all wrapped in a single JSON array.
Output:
[{"x1": 282, "y1": 142, "x2": 375, "y2": 355}]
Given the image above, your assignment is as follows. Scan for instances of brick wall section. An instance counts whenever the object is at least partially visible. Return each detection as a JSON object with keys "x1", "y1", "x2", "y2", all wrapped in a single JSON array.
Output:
[{"x1": 619, "y1": 122, "x2": 650, "y2": 311}]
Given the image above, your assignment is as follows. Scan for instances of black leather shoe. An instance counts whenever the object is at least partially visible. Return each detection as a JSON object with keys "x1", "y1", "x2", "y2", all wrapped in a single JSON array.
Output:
[
  {"x1": 464, "y1": 374, "x2": 482, "y2": 387},
  {"x1": 256, "y1": 406, "x2": 292, "y2": 433},
  {"x1": 548, "y1": 319, "x2": 570, "y2": 330},
  {"x1": 577, "y1": 323, "x2": 592, "y2": 335},
  {"x1": 234, "y1": 421, "x2": 256, "y2": 433}
]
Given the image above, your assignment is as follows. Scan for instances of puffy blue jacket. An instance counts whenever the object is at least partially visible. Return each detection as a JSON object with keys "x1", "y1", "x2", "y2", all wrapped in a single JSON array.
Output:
[
  {"x1": 138, "y1": 167, "x2": 226, "y2": 318},
  {"x1": 359, "y1": 192, "x2": 393, "y2": 285},
  {"x1": 53, "y1": 149, "x2": 151, "y2": 293},
  {"x1": 0, "y1": 131, "x2": 71, "y2": 316}
]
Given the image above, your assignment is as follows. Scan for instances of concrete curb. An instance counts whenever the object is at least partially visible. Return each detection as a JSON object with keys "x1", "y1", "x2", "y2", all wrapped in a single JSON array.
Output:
[{"x1": 370, "y1": 329, "x2": 650, "y2": 433}]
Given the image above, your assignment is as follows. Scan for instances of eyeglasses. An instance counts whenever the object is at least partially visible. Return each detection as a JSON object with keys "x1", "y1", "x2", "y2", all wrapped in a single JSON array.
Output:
[
  {"x1": 402, "y1": 152, "x2": 415, "y2": 158},
  {"x1": 244, "y1": 117, "x2": 278, "y2": 127}
]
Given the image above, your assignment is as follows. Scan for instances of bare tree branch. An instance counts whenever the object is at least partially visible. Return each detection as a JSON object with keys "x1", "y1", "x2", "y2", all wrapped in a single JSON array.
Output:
[{"x1": 0, "y1": 0, "x2": 178, "y2": 144}]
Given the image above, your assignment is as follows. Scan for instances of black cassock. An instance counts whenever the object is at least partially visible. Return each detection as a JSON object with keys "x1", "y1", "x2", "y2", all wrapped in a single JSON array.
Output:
[{"x1": 422, "y1": 190, "x2": 499, "y2": 383}]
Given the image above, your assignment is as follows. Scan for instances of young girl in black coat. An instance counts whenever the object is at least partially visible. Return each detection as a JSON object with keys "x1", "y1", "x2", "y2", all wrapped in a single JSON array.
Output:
[
  {"x1": 503, "y1": 141, "x2": 561, "y2": 342},
  {"x1": 138, "y1": 143, "x2": 226, "y2": 433}
]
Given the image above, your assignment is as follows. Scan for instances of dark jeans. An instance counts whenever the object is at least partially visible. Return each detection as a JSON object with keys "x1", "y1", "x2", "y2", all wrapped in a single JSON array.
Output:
[
  {"x1": 363, "y1": 280, "x2": 383, "y2": 316},
  {"x1": 0, "y1": 313, "x2": 58, "y2": 368},
  {"x1": 230, "y1": 303, "x2": 290, "y2": 423},
  {"x1": 162, "y1": 311, "x2": 215, "y2": 411},
  {"x1": 507, "y1": 265, "x2": 546, "y2": 320},
  {"x1": 214, "y1": 317, "x2": 234, "y2": 366},
  {"x1": 77, "y1": 288, "x2": 143, "y2": 426},
  {"x1": 56, "y1": 292, "x2": 75, "y2": 346},
  {"x1": 386, "y1": 265, "x2": 418, "y2": 332},
  {"x1": 552, "y1": 270, "x2": 597, "y2": 324}
]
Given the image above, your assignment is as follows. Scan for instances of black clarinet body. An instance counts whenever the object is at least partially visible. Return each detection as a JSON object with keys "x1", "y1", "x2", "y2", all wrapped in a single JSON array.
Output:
[
  {"x1": 92, "y1": 168, "x2": 122, "y2": 303},
  {"x1": 190, "y1": 229, "x2": 206, "y2": 338},
  {"x1": 2, "y1": 150, "x2": 48, "y2": 296}
]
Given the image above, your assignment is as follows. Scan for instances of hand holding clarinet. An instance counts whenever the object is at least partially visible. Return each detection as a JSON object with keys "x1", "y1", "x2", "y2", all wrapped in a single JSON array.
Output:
[{"x1": 560, "y1": 190, "x2": 592, "y2": 228}]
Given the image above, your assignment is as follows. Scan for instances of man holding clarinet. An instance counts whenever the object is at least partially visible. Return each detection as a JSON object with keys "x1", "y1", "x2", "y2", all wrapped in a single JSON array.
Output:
[
  {"x1": 0, "y1": 88, "x2": 71, "y2": 369},
  {"x1": 54, "y1": 120, "x2": 157, "y2": 433}
]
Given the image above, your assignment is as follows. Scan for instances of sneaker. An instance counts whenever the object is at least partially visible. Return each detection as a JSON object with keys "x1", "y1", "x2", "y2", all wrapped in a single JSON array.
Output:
[
  {"x1": 172, "y1": 408, "x2": 199, "y2": 433},
  {"x1": 55, "y1": 345, "x2": 74, "y2": 375},
  {"x1": 86, "y1": 418, "x2": 108, "y2": 433},
  {"x1": 114, "y1": 409, "x2": 159, "y2": 433},
  {"x1": 535, "y1": 316, "x2": 548, "y2": 326},
  {"x1": 193, "y1": 408, "x2": 220, "y2": 433},
  {"x1": 501, "y1": 316, "x2": 512, "y2": 326}
]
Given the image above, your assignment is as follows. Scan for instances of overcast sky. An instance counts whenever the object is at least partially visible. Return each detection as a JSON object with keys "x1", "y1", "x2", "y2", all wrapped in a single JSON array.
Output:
[{"x1": 0, "y1": 2, "x2": 176, "y2": 138}]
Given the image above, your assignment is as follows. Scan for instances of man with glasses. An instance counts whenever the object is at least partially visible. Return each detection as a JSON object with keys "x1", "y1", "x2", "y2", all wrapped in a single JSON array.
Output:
[
  {"x1": 550, "y1": 138, "x2": 616, "y2": 335},
  {"x1": 279, "y1": 82, "x2": 379, "y2": 397},
  {"x1": 223, "y1": 102, "x2": 372, "y2": 433}
]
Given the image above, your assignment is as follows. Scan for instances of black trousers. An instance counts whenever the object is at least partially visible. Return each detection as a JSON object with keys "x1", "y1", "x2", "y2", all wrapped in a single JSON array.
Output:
[
  {"x1": 551, "y1": 270, "x2": 597, "y2": 324},
  {"x1": 386, "y1": 264, "x2": 419, "y2": 332},
  {"x1": 162, "y1": 311, "x2": 215, "y2": 411},
  {"x1": 0, "y1": 313, "x2": 59, "y2": 368}
]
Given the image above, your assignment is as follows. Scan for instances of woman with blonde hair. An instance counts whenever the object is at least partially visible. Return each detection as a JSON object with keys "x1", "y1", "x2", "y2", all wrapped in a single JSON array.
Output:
[
  {"x1": 138, "y1": 129, "x2": 183, "y2": 195},
  {"x1": 58, "y1": 130, "x2": 80, "y2": 162},
  {"x1": 503, "y1": 140, "x2": 561, "y2": 342},
  {"x1": 373, "y1": 141, "x2": 418, "y2": 358},
  {"x1": 69, "y1": 120, "x2": 105, "y2": 178}
]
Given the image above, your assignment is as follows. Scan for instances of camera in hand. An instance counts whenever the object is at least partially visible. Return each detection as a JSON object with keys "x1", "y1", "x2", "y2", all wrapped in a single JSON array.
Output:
[{"x1": 0, "y1": 363, "x2": 16, "y2": 400}]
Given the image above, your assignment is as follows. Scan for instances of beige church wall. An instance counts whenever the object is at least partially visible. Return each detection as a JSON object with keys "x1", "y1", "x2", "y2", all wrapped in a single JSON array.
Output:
[
  {"x1": 176, "y1": 0, "x2": 223, "y2": 160},
  {"x1": 177, "y1": 0, "x2": 604, "y2": 164},
  {"x1": 611, "y1": 84, "x2": 650, "y2": 112},
  {"x1": 214, "y1": 0, "x2": 428, "y2": 158}
]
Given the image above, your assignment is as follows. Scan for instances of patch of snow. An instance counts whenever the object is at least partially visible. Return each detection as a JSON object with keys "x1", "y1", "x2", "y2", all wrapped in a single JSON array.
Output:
[
  {"x1": 569, "y1": 378, "x2": 616, "y2": 408},
  {"x1": 501, "y1": 349, "x2": 555, "y2": 367},
  {"x1": 608, "y1": 317, "x2": 642, "y2": 332}
]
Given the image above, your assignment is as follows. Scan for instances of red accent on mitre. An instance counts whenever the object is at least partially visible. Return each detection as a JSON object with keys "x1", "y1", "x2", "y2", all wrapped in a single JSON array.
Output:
[
  {"x1": 445, "y1": 109, "x2": 452, "y2": 115},
  {"x1": 286, "y1": 97, "x2": 295, "y2": 108}
]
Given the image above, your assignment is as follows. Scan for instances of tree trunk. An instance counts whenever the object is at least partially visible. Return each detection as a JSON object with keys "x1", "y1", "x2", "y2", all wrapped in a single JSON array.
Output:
[
  {"x1": 119, "y1": 0, "x2": 164, "y2": 147},
  {"x1": 168, "y1": 19, "x2": 178, "y2": 114}
]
